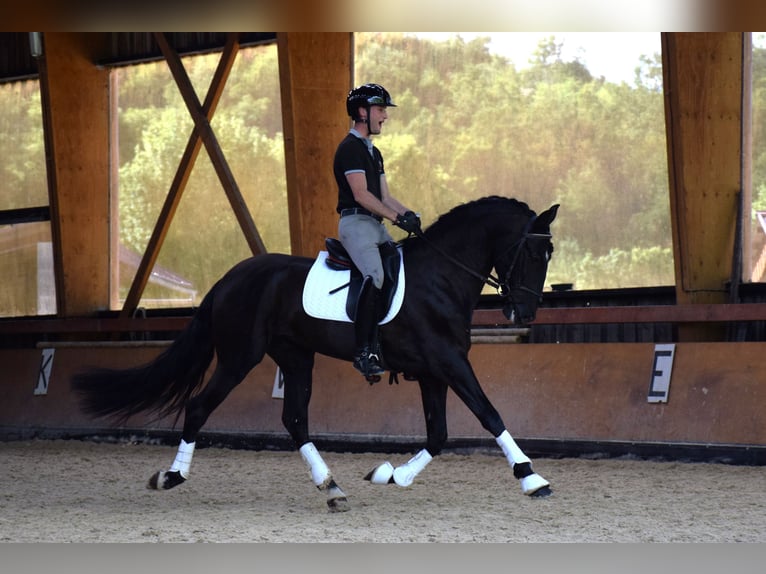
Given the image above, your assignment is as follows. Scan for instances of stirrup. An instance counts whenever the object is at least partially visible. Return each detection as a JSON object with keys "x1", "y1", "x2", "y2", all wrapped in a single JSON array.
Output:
[{"x1": 353, "y1": 349, "x2": 385, "y2": 383}]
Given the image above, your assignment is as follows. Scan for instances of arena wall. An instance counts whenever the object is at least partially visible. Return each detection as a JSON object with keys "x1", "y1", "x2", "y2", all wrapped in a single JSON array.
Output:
[{"x1": 2, "y1": 341, "x2": 765, "y2": 462}]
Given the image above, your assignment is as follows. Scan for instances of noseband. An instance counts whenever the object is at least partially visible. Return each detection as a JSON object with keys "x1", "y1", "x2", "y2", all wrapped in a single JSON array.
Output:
[{"x1": 497, "y1": 215, "x2": 553, "y2": 301}]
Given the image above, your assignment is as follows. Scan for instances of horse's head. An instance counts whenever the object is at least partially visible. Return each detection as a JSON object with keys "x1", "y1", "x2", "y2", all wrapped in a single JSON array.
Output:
[{"x1": 497, "y1": 204, "x2": 559, "y2": 325}]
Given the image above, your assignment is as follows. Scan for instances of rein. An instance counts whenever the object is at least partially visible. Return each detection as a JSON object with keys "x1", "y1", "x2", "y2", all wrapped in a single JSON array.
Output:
[
  {"x1": 411, "y1": 213, "x2": 543, "y2": 298},
  {"x1": 410, "y1": 228, "x2": 507, "y2": 294}
]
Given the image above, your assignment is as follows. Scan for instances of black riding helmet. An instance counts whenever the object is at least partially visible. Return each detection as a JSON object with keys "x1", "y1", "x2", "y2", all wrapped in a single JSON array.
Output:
[{"x1": 346, "y1": 83, "x2": 397, "y2": 124}]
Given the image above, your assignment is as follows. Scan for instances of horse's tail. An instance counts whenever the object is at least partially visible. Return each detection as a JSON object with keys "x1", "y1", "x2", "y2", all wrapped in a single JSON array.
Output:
[{"x1": 70, "y1": 290, "x2": 216, "y2": 425}]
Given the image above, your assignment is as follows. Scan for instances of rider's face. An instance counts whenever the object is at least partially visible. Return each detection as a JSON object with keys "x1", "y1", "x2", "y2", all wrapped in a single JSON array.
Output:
[{"x1": 366, "y1": 105, "x2": 388, "y2": 134}]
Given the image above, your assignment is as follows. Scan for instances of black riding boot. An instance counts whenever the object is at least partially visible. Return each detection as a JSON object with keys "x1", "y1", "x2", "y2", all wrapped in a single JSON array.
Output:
[{"x1": 352, "y1": 275, "x2": 385, "y2": 383}]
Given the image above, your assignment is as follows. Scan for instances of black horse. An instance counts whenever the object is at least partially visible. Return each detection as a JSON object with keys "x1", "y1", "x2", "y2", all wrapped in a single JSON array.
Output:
[{"x1": 72, "y1": 196, "x2": 559, "y2": 511}]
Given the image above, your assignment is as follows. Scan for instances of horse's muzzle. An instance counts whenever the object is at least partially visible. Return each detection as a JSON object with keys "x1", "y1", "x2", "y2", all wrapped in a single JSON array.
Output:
[{"x1": 503, "y1": 302, "x2": 536, "y2": 325}]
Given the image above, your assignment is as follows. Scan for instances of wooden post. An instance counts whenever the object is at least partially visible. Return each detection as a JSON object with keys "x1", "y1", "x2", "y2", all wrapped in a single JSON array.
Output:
[
  {"x1": 663, "y1": 33, "x2": 747, "y2": 340},
  {"x1": 278, "y1": 32, "x2": 353, "y2": 257},
  {"x1": 39, "y1": 33, "x2": 110, "y2": 317}
]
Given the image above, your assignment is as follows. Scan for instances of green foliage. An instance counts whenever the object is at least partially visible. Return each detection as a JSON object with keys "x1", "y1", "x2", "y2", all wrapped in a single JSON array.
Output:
[
  {"x1": 752, "y1": 37, "x2": 766, "y2": 213},
  {"x1": 114, "y1": 45, "x2": 288, "y2": 304},
  {"x1": 9, "y1": 34, "x2": 766, "y2": 314},
  {"x1": 547, "y1": 239, "x2": 673, "y2": 290},
  {"x1": 0, "y1": 80, "x2": 47, "y2": 209},
  {"x1": 356, "y1": 33, "x2": 673, "y2": 289}
]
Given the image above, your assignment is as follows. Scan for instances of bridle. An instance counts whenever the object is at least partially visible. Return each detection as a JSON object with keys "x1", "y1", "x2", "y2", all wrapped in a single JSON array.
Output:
[{"x1": 410, "y1": 214, "x2": 551, "y2": 301}]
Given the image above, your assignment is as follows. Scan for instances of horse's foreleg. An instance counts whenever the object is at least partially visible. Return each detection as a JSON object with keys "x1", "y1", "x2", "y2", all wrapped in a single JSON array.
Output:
[
  {"x1": 496, "y1": 430, "x2": 551, "y2": 497},
  {"x1": 444, "y1": 360, "x2": 553, "y2": 497},
  {"x1": 366, "y1": 378, "x2": 446, "y2": 487}
]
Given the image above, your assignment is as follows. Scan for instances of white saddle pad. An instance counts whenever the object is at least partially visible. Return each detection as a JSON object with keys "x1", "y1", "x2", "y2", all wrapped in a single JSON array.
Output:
[{"x1": 302, "y1": 250, "x2": 405, "y2": 324}]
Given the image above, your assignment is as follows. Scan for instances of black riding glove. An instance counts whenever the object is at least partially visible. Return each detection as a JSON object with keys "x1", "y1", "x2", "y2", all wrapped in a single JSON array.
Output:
[{"x1": 394, "y1": 211, "x2": 422, "y2": 234}]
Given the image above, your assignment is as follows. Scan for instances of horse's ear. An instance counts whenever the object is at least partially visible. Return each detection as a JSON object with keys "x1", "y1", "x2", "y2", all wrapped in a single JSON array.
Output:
[{"x1": 535, "y1": 204, "x2": 559, "y2": 231}]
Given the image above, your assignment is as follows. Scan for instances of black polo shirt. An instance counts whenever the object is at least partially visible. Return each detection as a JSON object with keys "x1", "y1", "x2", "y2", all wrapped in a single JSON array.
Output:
[{"x1": 334, "y1": 130, "x2": 385, "y2": 213}]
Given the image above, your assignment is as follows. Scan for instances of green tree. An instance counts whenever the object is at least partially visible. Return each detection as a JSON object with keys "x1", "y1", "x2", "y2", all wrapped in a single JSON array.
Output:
[
  {"x1": 1, "y1": 32, "x2": 692, "y2": 314},
  {"x1": 116, "y1": 44, "x2": 287, "y2": 304}
]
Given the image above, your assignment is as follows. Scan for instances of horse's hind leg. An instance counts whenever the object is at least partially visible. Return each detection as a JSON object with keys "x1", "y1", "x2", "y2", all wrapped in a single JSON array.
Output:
[
  {"x1": 366, "y1": 378, "x2": 447, "y2": 487},
  {"x1": 272, "y1": 345, "x2": 349, "y2": 512},
  {"x1": 148, "y1": 365, "x2": 245, "y2": 491}
]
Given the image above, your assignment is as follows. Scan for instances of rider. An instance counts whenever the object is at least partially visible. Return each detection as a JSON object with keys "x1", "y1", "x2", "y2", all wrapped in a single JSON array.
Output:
[{"x1": 333, "y1": 83, "x2": 422, "y2": 381}]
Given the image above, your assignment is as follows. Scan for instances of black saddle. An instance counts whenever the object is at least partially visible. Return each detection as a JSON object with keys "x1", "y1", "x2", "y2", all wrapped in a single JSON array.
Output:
[{"x1": 324, "y1": 238, "x2": 401, "y2": 322}]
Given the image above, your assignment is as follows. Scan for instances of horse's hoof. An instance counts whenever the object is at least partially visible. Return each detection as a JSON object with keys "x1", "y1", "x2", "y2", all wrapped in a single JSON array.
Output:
[
  {"x1": 327, "y1": 495, "x2": 350, "y2": 513},
  {"x1": 529, "y1": 485, "x2": 553, "y2": 498},
  {"x1": 519, "y1": 472, "x2": 550, "y2": 496},
  {"x1": 323, "y1": 480, "x2": 350, "y2": 512},
  {"x1": 364, "y1": 461, "x2": 394, "y2": 484},
  {"x1": 147, "y1": 470, "x2": 186, "y2": 490},
  {"x1": 147, "y1": 471, "x2": 162, "y2": 489}
]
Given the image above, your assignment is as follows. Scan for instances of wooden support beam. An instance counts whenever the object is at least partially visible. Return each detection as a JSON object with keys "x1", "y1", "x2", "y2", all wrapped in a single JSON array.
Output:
[
  {"x1": 664, "y1": 33, "x2": 746, "y2": 302},
  {"x1": 278, "y1": 33, "x2": 352, "y2": 257},
  {"x1": 153, "y1": 32, "x2": 266, "y2": 257},
  {"x1": 663, "y1": 33, "x2": 747, "y2": 340},
  {"x1": 120, "y1": 34, "x2": 240, "y2": 317},
  {"x1": 38, "y1": 33, "x2": 110, "y2": 317}
]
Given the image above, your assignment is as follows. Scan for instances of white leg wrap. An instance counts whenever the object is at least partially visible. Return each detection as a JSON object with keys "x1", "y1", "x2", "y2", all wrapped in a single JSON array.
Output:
[
  {"x1": 368, "y1": 461, "x2": 395, "y2": 484},
  {"x1": 392, "y1": 449, "x2": 432, "y2": 487},
  {"x1": 169, "y1": 439, "x2": 195, "y2": 479},
  {"x1": 520, "y1": 472, "x2": 550, "y2": 495},
  {"x1": 496, "y1": 430, "x2": 531, "y2": 466},
  {"x1": 300, "y1": 442, "x2": 331, "y2": 487}
]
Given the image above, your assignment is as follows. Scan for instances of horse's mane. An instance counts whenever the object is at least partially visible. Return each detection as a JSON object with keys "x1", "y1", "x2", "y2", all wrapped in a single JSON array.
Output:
[{"x1": 417, "y1": 196, "x2": 533, "y2": 242}]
